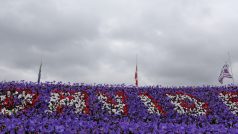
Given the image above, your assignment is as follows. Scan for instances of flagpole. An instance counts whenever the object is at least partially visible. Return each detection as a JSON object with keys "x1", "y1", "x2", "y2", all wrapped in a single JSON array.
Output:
[
  {"x1": 219, "y1": 66, "x2": 223, "y2": 85},
  {"x1": 37, "y1": 58, "x2": 42, "y2": 84},
  {"x1": 228, "y1": 52, "x2": 235, "y2": 84},
  {"x1": 136, "y1": 54, "x2": 138, "y2": 68},
  {"x1": 135, "y1": 54, "x2": 138, "y2": 87}
]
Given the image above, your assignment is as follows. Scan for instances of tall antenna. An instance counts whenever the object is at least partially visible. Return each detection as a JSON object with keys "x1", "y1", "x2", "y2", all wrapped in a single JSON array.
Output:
[{"x1": 228, "y1": 52, "x2": 235, "y2": 84}]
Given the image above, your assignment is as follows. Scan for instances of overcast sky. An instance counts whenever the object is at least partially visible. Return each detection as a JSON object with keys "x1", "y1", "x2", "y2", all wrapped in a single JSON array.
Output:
[{"x1": 0, "y1": 0, "x2": 238, "y2": 86}]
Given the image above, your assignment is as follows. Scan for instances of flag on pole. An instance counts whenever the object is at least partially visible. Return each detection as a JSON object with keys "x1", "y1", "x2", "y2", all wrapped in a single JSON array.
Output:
[
  {"x1": 135, "y1": 62, "x2": 138, "y2": 87},
  {"x1": 37, "y1": 62, "x2": 42, "y2": 84},
  {"x1": 218, "y1": 63, "x2": 233, "y2": 84}
]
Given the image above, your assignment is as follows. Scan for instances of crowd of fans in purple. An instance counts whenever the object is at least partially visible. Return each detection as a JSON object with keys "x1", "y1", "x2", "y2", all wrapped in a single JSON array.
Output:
[{"x1": 0, "y1": 81, "x2": 238, "y2": 133}]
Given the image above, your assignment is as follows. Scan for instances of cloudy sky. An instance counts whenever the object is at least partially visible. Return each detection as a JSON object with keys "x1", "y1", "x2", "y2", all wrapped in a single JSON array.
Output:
[{"x1": 0, "y1": 0, "x2": 238, "y2": 86}]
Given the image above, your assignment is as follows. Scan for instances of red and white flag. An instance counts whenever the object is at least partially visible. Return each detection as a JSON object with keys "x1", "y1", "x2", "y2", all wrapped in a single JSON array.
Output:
[
  {"x1": 218, "y1": 64, "x2": 233, "y2": 84},
  {"x1": 135, "y1": 64, "x2": 138, "y2": 87}
]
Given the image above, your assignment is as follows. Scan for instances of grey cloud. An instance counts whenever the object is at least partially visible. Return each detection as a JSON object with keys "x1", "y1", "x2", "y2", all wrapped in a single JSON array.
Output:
[{"x1": 0, "y1": 0, "x2": 238, "y2": 86}]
